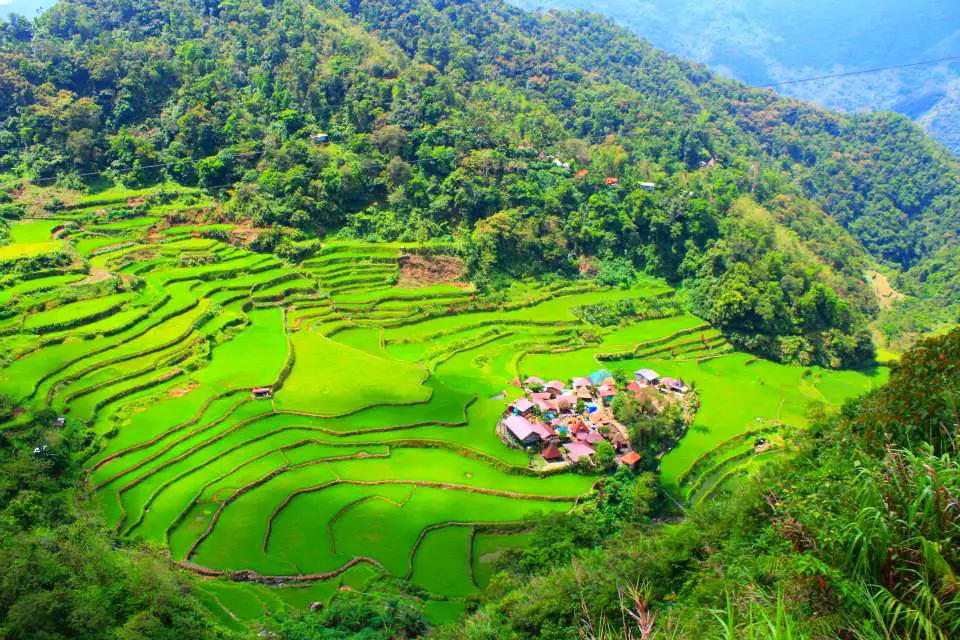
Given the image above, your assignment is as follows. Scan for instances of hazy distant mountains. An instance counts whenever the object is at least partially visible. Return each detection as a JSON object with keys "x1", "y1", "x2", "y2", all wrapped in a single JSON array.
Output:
[
  {"x1": 510, "y1": 0, "x2": 960, "y2": 154},
  {"x1": 0, "y1": 0, "x2": 49, "y2": 19}
]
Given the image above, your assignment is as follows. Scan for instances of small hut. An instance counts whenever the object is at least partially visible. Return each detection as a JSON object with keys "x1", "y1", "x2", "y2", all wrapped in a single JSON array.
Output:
[{"x1": 542, "y1": 441, "x2": 564, "y2": 462}]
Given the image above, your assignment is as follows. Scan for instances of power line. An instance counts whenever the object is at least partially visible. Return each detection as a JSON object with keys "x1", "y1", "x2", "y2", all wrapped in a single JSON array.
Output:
[{"x1": 750, "y1": 54, "x2": 960, "y2": 88}]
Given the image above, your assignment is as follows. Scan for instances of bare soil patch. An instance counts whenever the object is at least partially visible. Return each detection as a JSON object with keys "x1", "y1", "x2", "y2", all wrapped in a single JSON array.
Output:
[
  {"x1": 168, "y1": 383, "x2": 198, "y2": 398},
  {"x1": 478, "y1": 550, "x2": 502, "y2": 563},
  {"x1": 72, "y1": 267, "x2": 113, "y2": 286},
  {"x1": 397, "y1": 254, "x2": 467, "y2": 288},
  {"x1": 14, "y1": 185, "x2": 81, "y2": 215},
  {"x1": 229, "y1": 227, "x2": 260, "y2": 244},
  {"x1": 866, "y1": 270, "x2": 906, "y2": 310}
]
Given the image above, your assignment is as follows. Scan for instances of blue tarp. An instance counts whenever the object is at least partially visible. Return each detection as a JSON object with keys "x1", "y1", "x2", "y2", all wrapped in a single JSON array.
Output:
[{"x1": 589, "y1": 369, "x2": 611, "y2": 384}]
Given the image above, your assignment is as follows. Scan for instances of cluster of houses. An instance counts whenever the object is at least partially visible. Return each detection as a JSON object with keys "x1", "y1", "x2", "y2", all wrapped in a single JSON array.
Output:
[{"x1": 498, "y1": 368, "x2": 688, "y2": 469}]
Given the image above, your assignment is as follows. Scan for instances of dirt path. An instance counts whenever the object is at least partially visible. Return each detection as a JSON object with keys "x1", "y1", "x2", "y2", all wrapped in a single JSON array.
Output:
[{"x1": 72, "y1": 267, "x2": 113, "y2": 286}]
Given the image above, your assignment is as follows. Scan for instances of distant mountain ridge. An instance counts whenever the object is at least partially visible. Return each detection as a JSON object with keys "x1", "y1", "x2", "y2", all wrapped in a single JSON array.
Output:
[
  {"x1": 510, "y1": 0, "x2": 960, "y2": 155},
  {"x1": 0, "y1": 0, "x2": 50, "y2": 19}
]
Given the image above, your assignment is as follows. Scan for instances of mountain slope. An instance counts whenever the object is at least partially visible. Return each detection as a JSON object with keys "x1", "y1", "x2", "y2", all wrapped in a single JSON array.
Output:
[
  {"x1": 510, "y1": 0, "x2": 960, "y2": 155},
  {"x1": 0, "y1": 0, "x2": 958, "y2": 362}
]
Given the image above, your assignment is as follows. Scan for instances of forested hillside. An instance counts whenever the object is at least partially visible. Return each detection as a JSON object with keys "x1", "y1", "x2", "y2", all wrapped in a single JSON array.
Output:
[
  {"x1": 511, "y1": 0, "x2": 960, "y2": 155},
  {"x1": 1, "y1": 0, "x2": 958, "y2": 361}
]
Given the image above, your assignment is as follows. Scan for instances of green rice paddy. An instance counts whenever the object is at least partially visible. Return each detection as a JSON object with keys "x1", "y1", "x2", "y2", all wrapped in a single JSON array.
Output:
[{"x1": 0, "y1": 206, "x2": 888, "y2": 627}]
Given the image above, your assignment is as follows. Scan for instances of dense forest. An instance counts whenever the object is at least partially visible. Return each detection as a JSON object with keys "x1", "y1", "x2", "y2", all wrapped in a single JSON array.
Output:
[
  {"x1": 0, "y1": 0, "x2": 958, "y2": 365},
  {"x1": 511, "y1": 0, "x2": 960, "y2": 154}
]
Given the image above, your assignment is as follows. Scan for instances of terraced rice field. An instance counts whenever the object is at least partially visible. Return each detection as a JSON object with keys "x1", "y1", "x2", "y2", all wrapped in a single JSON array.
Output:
[{"x1": 0, "y1": 201, "x2": 888, "y2": 625}]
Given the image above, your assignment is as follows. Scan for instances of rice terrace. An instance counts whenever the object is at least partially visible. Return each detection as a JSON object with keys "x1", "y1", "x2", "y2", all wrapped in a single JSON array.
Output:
[{"x1": 0, "y1": 185, "x2": 888, "y2": 628}]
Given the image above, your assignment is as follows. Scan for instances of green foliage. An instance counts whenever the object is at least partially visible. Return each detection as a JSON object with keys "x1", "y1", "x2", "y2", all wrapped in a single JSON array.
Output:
[
  {"x1": 0, "y1": 0, "x2": 955, "y2": 354},
  {"x1": 0, "y1": 250, "x2": 72, "y2": 276},
  {"x1": 685, "y1": 214, "x2": 876, "y2": 368},
  {"x1": 0, "y1": 412, "x2": 228, "y2": 640},
  {"x1": 612, "y1": 393, "x2": 686, "y2": 470},
  {"x1": 849, "y1": 327, "x2": 960, "y2": 456},
  {"x1": 573, "y1": 296, "x2": 681, "y2": 327},
  {"x1": 511, "y1": 0, "x2": 960, "y2": 155},
  {"x1": 593, "y1": 439, "x2": 616, "y2": 470},
  {"x1": 442, "y1": 327, "x2": 960, "y2": 640},
  {"x1": 596, "y1": 256, "x2": 636, "y2": 288},
  {"x1": 274, "y1": 578, "x2": 428, "y2": 640}
]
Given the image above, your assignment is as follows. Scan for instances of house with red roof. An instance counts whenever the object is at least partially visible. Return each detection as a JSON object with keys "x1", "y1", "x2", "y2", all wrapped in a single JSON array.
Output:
[
  {"x1": 598, "y1": 385, "x2": 617, "y2": 405},
  {"x1": 620, "y1": 451, "x2": 642, "y2": 469},
  {"x1": 584, "y1": 431, "x2": 604, "y2": 445},
  {"x1": 531, "y1": 421, "x2": 556, "y2": 440},
  {"x1": 542, "y1": 441, "x2": 564, "y2": 462},
  {"x1": 503, "y1": 413, "x2": 556, "y2": 448},
  {"x1": 503, "y1": 415, "x2": 543, "y2": 447}
]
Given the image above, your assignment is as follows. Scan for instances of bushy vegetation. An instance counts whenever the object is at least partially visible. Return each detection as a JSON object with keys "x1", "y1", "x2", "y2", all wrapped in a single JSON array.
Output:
[
  {"x1": 1, "y1": 0, "x2": 958, "y2": 364},
  {"x1": 0, "y1": 406, "x2": 228, "y2": 640},
  {"x1": 273, "y1": 578, "x2": 429, "y2": 639}
]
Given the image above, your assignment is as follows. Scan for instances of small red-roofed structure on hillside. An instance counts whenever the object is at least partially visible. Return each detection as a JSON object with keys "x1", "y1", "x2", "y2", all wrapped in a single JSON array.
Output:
[
  {"x1": 542, "y1": 441, "x2": 564, "y2": 462},
  {"x1": 620, "y1": 451, "x2": 642, "y2": 469}
]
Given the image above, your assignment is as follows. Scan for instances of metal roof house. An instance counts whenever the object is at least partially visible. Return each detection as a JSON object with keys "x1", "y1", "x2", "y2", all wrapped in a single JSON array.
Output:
[
  {"x1": 504, "y1": 415, "x2": 551, "y2": 447},
  {"x1": 635, "y1": 368, "x2": 660, "y2": 384}
]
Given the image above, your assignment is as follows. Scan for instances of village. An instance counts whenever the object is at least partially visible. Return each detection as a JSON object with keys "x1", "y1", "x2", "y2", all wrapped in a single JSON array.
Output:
[{"x1": 498, "y1": 367, "x2": 690, "y2": 471}]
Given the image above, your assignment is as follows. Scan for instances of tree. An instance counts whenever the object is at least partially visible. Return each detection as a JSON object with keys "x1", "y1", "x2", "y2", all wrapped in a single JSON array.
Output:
[
  {"x1": 382, "y1": 156, "x2": 413, "y2": 189},
  {"x1": 370, "y1": 124, "x2": 407, "y2": 156},
  {"x1": 594, "y1": 440, "x2": 615, "y2": 470}
]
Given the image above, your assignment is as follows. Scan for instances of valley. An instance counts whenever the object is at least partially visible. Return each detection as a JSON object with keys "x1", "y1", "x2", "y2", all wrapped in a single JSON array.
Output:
[{"x1": 0, "y1": 190, "x2": 885, "y2": 625}]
